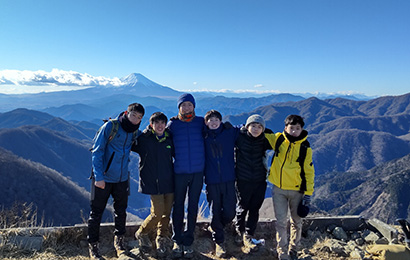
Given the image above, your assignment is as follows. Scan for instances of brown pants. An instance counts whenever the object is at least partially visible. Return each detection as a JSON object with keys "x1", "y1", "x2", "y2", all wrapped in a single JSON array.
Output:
[{"x1": 138, "y1": 193, "x2": 174, "y2": 237}]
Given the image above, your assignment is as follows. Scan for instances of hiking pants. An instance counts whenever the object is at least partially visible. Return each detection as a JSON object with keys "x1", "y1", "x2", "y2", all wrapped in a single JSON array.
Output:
[
  {"x1": 206, "y1": 181, "x2": 237, "y2": 244},
  {"x1": 235, "y1": 180, "x2": 267, "y2": 236},
  {"x1": 87, "y1": 181, "x2": 128, "y2": 243},
  {"x1": 272, "y1": 185, "x2": 303, "y2": 259},
  {"x1": 172, "y1": 172, "x2": 203, "y2": 246},
  {"x1": 138, "y1": 193, "x2": 174, "y2": 238}
]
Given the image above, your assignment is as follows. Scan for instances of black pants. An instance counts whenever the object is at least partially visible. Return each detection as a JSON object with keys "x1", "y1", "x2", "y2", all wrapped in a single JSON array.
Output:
[
  {"x1": 206, "y1": 181, "x2": 237, "y2": 244},
  {"x1": 172, "y1": 172, "x2": 203, "y2": 246},
  {"x1": 87, "y1": 181, "x2": 128, "y2": 243},
  {"x1": 235, "y1": 180, "x2": 267, "y2": 236}
]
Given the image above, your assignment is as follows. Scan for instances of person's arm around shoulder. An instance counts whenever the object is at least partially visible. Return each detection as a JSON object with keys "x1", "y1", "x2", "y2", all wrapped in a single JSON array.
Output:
[{"x1": 264, "y1": 129, "x2": 278, "y2": 149}]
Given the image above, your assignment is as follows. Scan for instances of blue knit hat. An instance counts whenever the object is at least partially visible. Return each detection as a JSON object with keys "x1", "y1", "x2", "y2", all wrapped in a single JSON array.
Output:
[{"x1": 177, "y1": 93, "x2": 196, "y2": 108}]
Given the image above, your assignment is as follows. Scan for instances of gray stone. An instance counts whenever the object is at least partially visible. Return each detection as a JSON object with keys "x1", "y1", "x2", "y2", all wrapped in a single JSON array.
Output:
[
  {"x1": 375, "y1": 237, "x2": 389, "y2": 244},
  {"x1": 8, "y1": 235, "x2": 43, "y2": 251},
  {"x1": 350, "y1": 248, "x2": 365, "y2": 259},
  {"x1": 355, "y1": 238, "x2": 365, "y2": 246},
  {"x1": 364, "y1": 231, "x2": 379, "y2": 243},
  {"x1": 367, "y1": 218, "x2": 398, "y2": 243},
  {"x1": 332, "y1": 226, "x2": 348, "y2": 241},
  {"x1": 351, "y1": 231, "x2": 361, "y2": 240}
]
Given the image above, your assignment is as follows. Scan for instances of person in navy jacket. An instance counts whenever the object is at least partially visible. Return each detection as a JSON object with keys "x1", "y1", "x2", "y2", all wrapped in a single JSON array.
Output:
[
  {"x1": 166, "y1": 93, "x2": 205, "y2": 259},
  {"x1": 203, "y1": 110, "x2": 240, "y2": 257}
]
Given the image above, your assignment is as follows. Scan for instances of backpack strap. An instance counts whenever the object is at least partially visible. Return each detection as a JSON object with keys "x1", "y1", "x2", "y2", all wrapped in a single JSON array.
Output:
[
  {"x1": 107, "y1": 119, "x2": 119, "y2": 143},
  {"x1": 274, "y1": 134, "x2": 285, "y2": 157},
  {"x1": 298, "y1": 140, "x2": 310, "y2": 193}
]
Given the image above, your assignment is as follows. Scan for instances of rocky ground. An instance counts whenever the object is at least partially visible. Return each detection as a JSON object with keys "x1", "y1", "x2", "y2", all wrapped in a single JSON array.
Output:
[{"x1": 1, "y1": 217, "x2": 410, "y2": 260}]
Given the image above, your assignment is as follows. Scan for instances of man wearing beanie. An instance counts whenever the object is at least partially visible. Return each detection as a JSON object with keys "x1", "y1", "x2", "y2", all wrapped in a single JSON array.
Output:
[
  {"x1": 167, "y1": 93, "x2": 205, "y2": 259},
  {"x1": 234, "y1": 114, "x2": 272, "y2": 253}
]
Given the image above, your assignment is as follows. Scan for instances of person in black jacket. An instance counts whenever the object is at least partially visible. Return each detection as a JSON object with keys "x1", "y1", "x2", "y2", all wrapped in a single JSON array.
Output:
[
  {"x1": 132, "y1": 112, "x2": 174, "y2": 258},
  {"x1": 234, "y1": 114, "x2": 272, "y2": 253},
  {"x1": 203, "y1": 110, "x2": 240, "y2": 257}
]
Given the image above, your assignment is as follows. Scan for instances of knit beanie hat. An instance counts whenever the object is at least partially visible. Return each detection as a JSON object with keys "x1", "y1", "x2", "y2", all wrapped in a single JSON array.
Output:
[
  {"x1": 177, "y1": 93, "x2": 196, "y2": 108},
  {"x1": 245, "y1": 114, "x2": 265, "y2": 131}
]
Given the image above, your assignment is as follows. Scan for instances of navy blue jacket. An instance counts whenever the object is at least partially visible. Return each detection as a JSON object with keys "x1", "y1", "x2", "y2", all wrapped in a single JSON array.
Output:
[
  {"x1": 204, "y1": 123, "x2": 240, "y2": 185},
  {"x1": 132, "y1": 128, "x2": 174, "y2": 195},
  {"x1": 167, "y1": 116, "x2": 205, "y2": 174}
]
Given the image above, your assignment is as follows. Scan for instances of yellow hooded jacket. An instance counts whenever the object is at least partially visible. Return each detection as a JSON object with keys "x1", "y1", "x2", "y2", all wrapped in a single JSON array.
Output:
[{"x1": 265, "y1": 131, "x2": 315, "y2": 196}]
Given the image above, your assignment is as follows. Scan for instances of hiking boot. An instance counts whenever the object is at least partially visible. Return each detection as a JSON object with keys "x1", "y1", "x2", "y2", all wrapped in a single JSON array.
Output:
[
  {"x1": 215, "y1": 242, "x2": 227, "y2": 258},
  {"x1": 183, "y1": 245, "x2": 194, "y2": 259},
  {"x1": 243, "y1": 234, "x2": 258, "y2": 252},
  {"x1": 89, "y1": 242, "x2": 105, "y2": 260},
  {"x1": 289, "y1": 249, "x2": 298, "y2": 260},
  {"x1": 135, "y1": 231, "x2": 152, "y2": 251},
  {"x1": 172, "y1": 242, "x2": 183, "y2": 258},
  {"x1": 234, "y1": 230, "x2": 243, "y2": 246},
  {"x1": 114, "y1": 235, "x2": 127, "y2": 256},
  {"x1": 156, "y1": 236, "x2": 168, "y2": 258}
]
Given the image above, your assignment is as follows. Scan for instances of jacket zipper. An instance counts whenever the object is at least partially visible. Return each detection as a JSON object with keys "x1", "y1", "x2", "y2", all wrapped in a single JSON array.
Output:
[{"x1": 120, "y1": 132, "x2": 128, "y2": 182}]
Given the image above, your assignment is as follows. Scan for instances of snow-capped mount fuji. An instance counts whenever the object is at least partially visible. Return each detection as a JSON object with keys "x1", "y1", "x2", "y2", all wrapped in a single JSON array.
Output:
[{"x1": 118, "y1": 73, "x2": 181, "y2": 98}]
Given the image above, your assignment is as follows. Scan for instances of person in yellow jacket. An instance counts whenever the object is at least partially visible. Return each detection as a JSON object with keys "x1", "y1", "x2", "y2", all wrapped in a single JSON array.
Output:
[{"x1": 265, "y1": 114, "x2": 315, "y2": 260}]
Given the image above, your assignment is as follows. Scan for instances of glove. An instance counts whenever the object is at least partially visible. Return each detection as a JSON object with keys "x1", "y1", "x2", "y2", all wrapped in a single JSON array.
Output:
[{"x1": 302, "y1": 195, "x2": 311, "y2": 207}]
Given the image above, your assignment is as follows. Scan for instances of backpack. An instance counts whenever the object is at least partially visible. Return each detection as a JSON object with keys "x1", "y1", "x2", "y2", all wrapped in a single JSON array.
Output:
[
  {"x1": 91, "y1": 119, "x2": 139, "y2": 149},
  {"x1": 273, "y1": 133, "x2": 310, "y2": 192},
  {"x1": 89, "y1": 119, "x2": 139, "y2": 180}
]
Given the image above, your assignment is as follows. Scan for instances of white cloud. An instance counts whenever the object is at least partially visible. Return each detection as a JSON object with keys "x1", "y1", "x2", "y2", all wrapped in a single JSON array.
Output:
[
  {"x1": 0, "y1": 69, "x2": 124, "y2": 87},
  {"x1": 253, "y1": 84, "x2": 264, "y2": 88}
]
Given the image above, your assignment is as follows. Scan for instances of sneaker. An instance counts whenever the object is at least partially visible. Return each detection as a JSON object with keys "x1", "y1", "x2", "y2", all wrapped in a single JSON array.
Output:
[
  {"x1": 135, "y1": 231, "x2": 152, "y2": 251},
  {"x1": 156, "y1": 236, "x2": 168, "y2": 258},
  {"x1": 243, "y1": 234, "x2": 258, "y2": 252},
  {"x1": 114, "y1": 235, "x2": 127, "y2": 256},
  {"x1": 215, "y1": 242, "x2": 227, "y2": 258},
  {"x1": 89, "y1": 242, "x2": 105, "y2": 260},
  {"x1": 183, "y1": 245, "x2": 194, "y2": 259},
  {"x1": 172, "y1": 242, "x2": 183, "y2": 258}
]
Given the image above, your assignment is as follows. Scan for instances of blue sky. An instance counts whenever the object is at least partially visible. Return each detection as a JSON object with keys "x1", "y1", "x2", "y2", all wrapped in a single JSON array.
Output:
[{"x1": 1, "y1": 0, "x2": 409, "y2": 96}]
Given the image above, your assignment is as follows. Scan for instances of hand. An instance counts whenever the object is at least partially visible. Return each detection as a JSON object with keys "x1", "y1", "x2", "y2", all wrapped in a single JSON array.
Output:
[
  {"x1": 95, "y1": 180, "x2": 106, "y2": 189},
  {"x1": 302, "y1": 195, "x2": 311, "y2": 206}
]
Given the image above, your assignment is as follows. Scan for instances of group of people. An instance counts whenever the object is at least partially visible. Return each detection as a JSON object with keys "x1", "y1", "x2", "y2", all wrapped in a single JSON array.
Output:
[{"x1": 87, "y1": 93, "x2": 315, "y2": 260}]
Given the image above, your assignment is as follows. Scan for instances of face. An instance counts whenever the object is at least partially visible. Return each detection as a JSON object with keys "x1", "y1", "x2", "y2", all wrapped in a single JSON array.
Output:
[
  {"x1": 285, "y1": 123, "x2": 303, "y2": 137},
  {"x1": 179, "y1": 101, "x2": 194, "y2": 114},
  {"x1": 151, "y1": 120, "x2": 166, "y2": 136},
  {"x1": 206, "y1": 116, "x2": 221, "y2": 130},
  {"x1": 127, "y1": 111, "x2": 143, "y2": 125},
  {"x1": 247, "y1": 123, "x2": 263, "y2": 137}
]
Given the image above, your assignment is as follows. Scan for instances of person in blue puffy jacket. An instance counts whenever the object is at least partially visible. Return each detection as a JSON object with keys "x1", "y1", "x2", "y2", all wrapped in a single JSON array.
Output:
[
  {"x1": 88, "y1": 103, "x2": 144, "y2": 260},
  {"x1": 167, "y1": 93, "x2": 205, "y2": 259}
]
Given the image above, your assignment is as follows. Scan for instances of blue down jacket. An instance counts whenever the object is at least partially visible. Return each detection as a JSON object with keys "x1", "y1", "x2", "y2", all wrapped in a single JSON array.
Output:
[{"x1": 167, "y1": 116, "x2": 205, "y2": 174}]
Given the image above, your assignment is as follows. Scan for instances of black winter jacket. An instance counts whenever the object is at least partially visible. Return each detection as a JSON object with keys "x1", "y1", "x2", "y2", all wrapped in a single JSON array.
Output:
[
  {"x1": 132, "y1": 128, "x2": 174, "y2": 195},
  {"x1": 235, "y1": 127, "x2": 272, "y2": 183}
]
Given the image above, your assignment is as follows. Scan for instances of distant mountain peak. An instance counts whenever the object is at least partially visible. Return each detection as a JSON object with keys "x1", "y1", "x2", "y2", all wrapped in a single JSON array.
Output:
[{"x1": 120, "y1": 73, "x2": 165, "y2": 90}]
